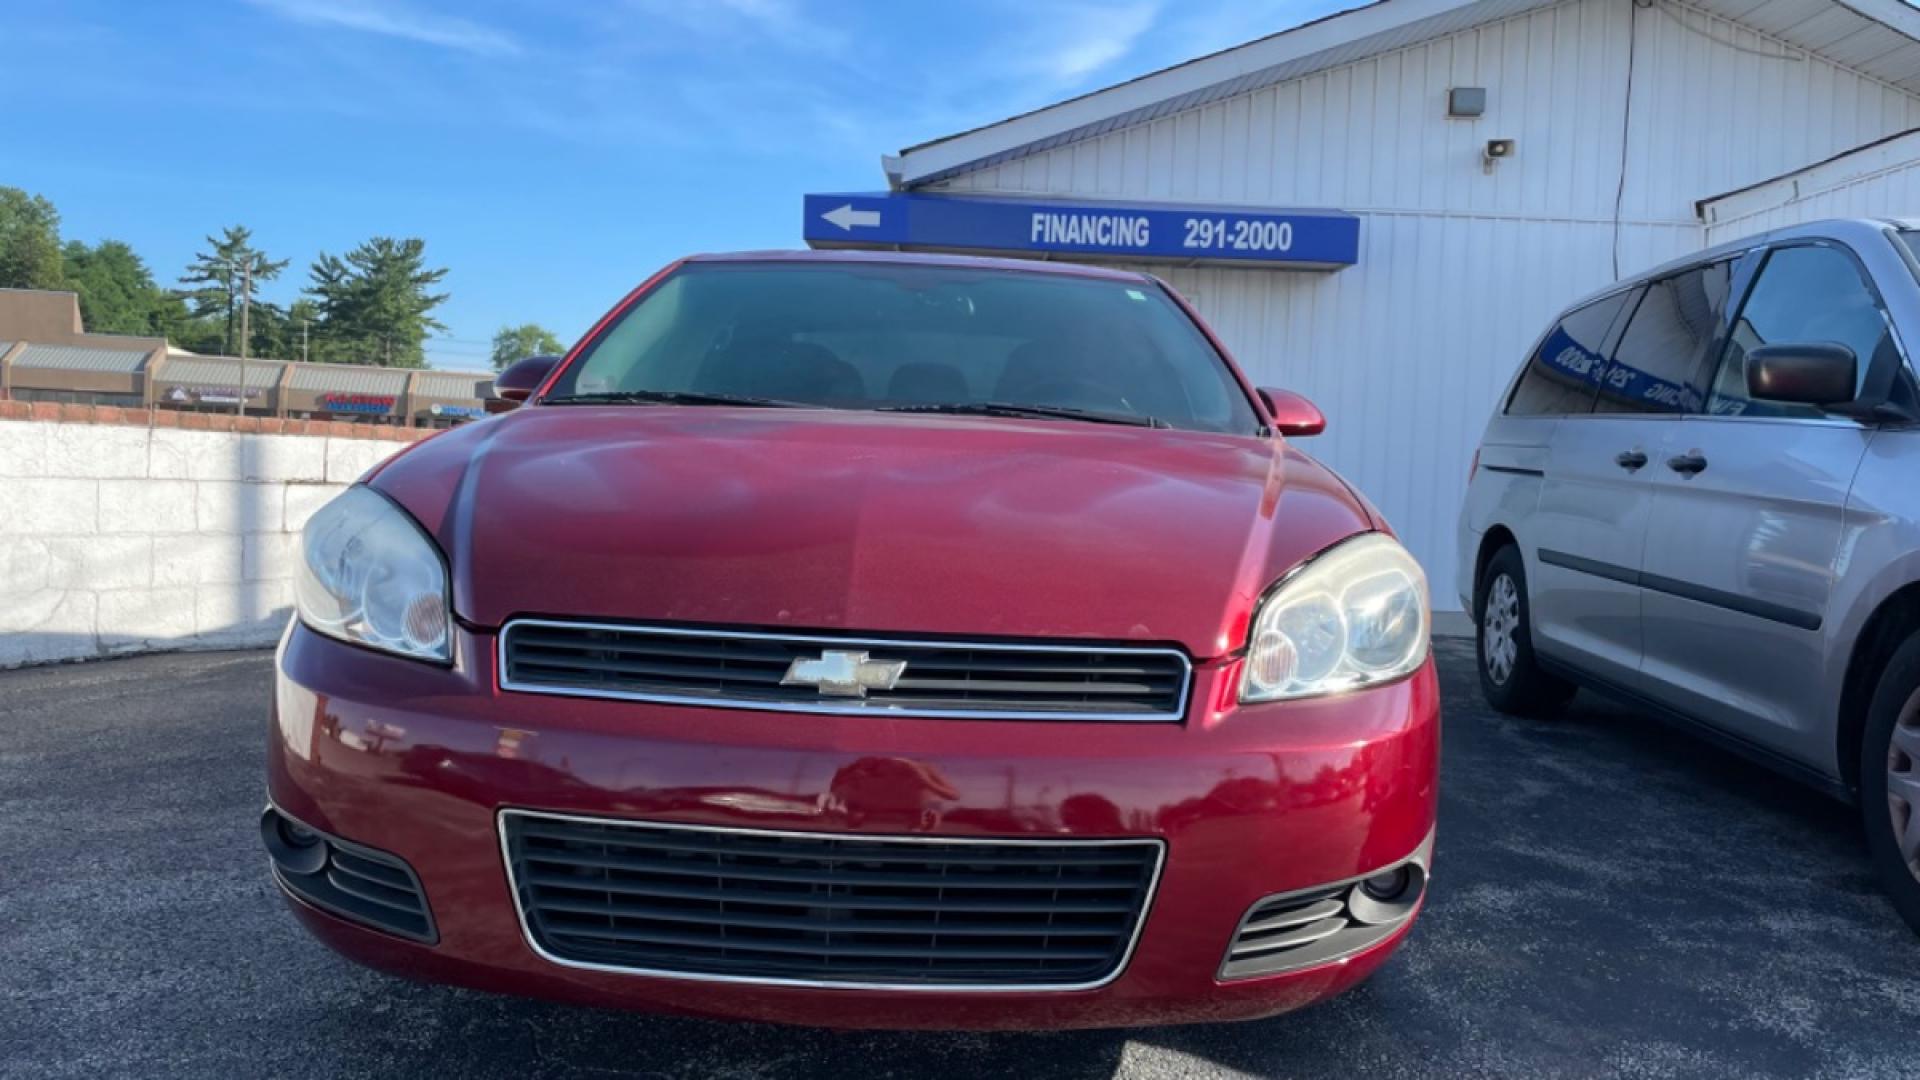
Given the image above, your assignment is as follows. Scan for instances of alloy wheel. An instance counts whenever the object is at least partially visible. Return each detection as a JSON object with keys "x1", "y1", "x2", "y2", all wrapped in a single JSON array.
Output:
[
  {"x1": 1889, "y1": 688, "x2": 1920, "y2": 883},
  {"x1": 1483, "y1": 573, "x2": 1519, "y2": 686}
]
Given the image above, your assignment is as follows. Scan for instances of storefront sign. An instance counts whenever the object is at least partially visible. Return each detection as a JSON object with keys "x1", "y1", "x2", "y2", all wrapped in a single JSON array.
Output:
[
  {"x1": 165, "y1": 385, "x2": 262, "y2": 406},
  {"x1": 321, "y1": 392, "x2": 397, "y2": 415},
  {"x1": 427, "y1": 403, "x2": 486, "y2": 420},
  {"x1": 803, "y1": 192, "x2": 1359, "y2": 269}
]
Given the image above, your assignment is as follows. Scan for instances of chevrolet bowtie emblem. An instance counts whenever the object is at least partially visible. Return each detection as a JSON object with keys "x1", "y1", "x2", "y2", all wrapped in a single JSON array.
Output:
[{"x1": 781, "y1": 650, "x2": 907, "y2": 698}]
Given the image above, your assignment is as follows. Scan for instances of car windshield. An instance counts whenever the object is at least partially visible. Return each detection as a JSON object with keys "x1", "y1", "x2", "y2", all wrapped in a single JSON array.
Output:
[{"x1": 543, "y1": 261, "x2": 1263, "y2": 435}]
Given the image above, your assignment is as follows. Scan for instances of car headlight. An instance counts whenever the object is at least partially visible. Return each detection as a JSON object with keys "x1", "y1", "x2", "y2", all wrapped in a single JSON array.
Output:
[
  {"x1": 295, "y1": 486, "x2": 452, "y2": 663},
  {"x1": 1241, "y1": 533, "x2": 1428, "y2": 702}
]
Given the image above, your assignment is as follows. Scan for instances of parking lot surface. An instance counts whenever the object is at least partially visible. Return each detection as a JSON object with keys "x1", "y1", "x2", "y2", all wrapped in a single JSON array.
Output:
[{"x1": 4, "y1": 638, "x2": 1918, "y2": 1079}]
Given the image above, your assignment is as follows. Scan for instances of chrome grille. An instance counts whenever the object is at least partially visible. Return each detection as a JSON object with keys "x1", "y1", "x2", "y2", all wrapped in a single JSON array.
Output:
[
  {"x1": 499, "y1": 811, "x2": 1164, "y2": 989},
  {"x1": 498, "y1": 620, "x2": 1191, "y2": 721}
]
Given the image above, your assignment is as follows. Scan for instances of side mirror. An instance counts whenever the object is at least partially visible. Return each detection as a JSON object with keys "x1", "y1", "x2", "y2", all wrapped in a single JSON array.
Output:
[
  {"x1": 1257, "y1": 387, "x2": 1326, "y2": 437},
  {"x1": 1746, "y1": 343, "x2": 1856, "y2": 407},
  {"x1": 490, "y1": 355, "x2": 561, "y2": 410}
]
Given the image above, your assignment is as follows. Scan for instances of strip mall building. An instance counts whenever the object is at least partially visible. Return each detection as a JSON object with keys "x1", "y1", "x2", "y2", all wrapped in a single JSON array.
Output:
[
  {"x1": 809, "y1": 0, "x2": 1920, "y2": 608},
  {"x1": 0, "y1": 289, "x2": 491, "y2": 428}
]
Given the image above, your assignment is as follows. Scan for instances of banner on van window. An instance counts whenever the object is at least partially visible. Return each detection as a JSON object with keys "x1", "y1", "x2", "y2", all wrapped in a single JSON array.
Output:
[
  {"x1": 802, "y1": 192, "x2": 1359, "y2": 270},
  {"x1": 1537, "y1": 326, "x2": 1699, "y2": 413}
]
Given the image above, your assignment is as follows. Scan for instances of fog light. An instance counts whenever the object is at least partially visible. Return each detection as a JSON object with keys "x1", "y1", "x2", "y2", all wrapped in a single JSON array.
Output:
[{"x1": 1361, "y1": 866, "x2": 1412, "y2": 902}]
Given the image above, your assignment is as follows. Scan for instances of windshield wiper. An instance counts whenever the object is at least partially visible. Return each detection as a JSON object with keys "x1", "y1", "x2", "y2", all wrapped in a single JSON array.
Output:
[
  {"x1": 875, "y1": 401, "x2": 1169, "y2": 429},
  {"x1": 543, "y1": 390, "x2": 811, "y2": 409}
]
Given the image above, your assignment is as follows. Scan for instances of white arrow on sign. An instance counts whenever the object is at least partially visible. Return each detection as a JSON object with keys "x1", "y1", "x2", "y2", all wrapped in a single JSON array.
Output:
[{"x1": 821, "y1": 204, "x2": 882, "y2": 231}]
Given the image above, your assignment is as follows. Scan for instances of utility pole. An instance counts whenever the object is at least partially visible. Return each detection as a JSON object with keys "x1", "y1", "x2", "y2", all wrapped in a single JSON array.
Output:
[
  {"x1": 237, "y1": 260, "x2": 252, "y2": 417},
  {"x1": 300, "y1": 318, "x2": 309, "y2": 364}
]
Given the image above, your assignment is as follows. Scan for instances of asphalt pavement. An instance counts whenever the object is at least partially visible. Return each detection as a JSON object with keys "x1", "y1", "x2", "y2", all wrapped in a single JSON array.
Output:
[{"x1": 3, "y1": 638, "x2": 1918, "y2": 1079}]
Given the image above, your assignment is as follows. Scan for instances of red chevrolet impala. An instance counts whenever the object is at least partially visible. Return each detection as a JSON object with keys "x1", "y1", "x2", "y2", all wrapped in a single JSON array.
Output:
[{"x1": 263, "y1": 250, "x2": 1438, "y2": 1029}]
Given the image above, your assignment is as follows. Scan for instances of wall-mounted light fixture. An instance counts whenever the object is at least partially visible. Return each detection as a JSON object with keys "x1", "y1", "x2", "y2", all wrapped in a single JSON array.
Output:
[{"x1": 1448, "y1": 87, "x2": 1486, "y2": 118}]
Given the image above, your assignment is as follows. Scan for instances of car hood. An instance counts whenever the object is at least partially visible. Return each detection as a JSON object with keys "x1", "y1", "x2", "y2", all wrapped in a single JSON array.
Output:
[{"x1": 372, "y1": 406, "x2": 1376, "y2": 659}]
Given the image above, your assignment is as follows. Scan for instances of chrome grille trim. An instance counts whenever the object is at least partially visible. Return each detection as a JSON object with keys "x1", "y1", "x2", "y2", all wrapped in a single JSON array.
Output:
[
  {"x1": 497, "y1": 809, "x2": 1167, "y2": 992},
  {"x1": 496, "y1": 619, "x2": 1193, "y2": 721}
]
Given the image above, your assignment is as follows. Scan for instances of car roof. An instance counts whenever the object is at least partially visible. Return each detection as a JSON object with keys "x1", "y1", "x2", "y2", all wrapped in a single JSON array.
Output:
[{"x1": 683, "y1": 248, "x2": 1153, "y2": 282}]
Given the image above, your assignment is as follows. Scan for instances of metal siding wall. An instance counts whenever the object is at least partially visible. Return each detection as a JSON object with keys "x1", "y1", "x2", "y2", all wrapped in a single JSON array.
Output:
[
  {"x1": 925, "y1": 0, "x2": 1920, "y2": 607},
  {"x1": 1706, "y1": 159, "x2": 1920, "y2": 241},
  {"x1": 1619, "y1": 1, "x2": 1920, "y2": 222}
]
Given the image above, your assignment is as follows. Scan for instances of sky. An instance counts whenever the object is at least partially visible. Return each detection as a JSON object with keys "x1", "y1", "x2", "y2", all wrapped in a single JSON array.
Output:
[{"x1": 2, "y1": 0, "x2": 1345, "y2": 370}]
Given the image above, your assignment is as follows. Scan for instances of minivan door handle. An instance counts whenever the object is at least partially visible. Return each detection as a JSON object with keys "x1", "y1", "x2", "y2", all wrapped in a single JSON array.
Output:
[
  {"x1": 1666, "y1": 452, "x2": 1708, "y2": 475},
  {"x1": 1614, "y1": 449, "x2": 1648, "y2": 471}
]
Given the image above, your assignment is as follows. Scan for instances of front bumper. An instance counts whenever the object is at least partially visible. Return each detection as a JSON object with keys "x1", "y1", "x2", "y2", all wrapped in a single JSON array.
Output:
[{"x1": 267, "y1": 621, "x2": 1440, "y2": 1030}]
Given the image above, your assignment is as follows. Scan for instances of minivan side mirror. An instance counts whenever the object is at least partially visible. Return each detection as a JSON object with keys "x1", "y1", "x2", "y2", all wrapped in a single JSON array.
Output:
[
  {"x1": 1257, "y1": 387, "x2": 1327, "y2": 437},
  {"x1": 490, "y1": 355, "x2": 561, "y2": 411},
  {"x1": 1746, "y1": 343, "x2": 1856, "y2": 407}
]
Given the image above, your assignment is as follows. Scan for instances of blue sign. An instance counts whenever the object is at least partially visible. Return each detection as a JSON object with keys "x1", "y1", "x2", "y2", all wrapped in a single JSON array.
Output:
[{"x1": 802, "y1": 192, "x2": 1358, "y2": 269}]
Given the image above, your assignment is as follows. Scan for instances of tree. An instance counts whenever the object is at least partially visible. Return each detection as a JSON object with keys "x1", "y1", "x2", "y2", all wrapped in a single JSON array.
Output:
[
  {"x1": 180, "y1": 226, "x2": 288, "y2": 356},
  {"x1": 242, "y1": 298, "x2": 293, "y2": 361},
  {"x1": 62, "y1": 239, "x2": 163, "y2": 335},
  {"x1": 490, "y1": 323, "x2": 565, "y2": 371},
  {"x1": 305, "y1": 237, "x2": 448, "y2": 368},
  {"x1": 0, "y1": 187, "x2": 64, "y2": 290},
  {"x1": 283, "y1": 298, "x2": 321, "y2": 362},
  {"x1": 152, "y1": 294, "x2": 225, "y2": 355}
]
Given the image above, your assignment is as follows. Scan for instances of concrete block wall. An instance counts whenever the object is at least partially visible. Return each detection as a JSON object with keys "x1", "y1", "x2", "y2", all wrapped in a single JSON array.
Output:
[{"x1": 0, "y1": 406, "x2": 431, "y2": 668}]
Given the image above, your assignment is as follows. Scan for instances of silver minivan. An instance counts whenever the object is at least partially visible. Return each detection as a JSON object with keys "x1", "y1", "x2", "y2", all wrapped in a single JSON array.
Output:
[{"x1": 1459, "y1": 219, "x2": 1920, "y2": 935}]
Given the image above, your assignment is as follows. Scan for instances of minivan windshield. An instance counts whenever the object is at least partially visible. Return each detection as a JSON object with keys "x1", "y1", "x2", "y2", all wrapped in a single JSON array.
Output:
[{"x1": 543, "y1": 262, "x2": 1262, "y2": 435}]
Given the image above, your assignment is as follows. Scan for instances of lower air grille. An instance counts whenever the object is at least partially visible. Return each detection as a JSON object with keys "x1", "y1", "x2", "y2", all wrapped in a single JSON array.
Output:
[
  {"x1": 500, "y1": 810, "x2": 1164, "y2": 989},
  {"x1": 262, "y1": 807, "x2": 436, "y2": 943},
  {"x1": 498, "y1": 620, "x2": 1191, "y2": 721},
  {"x1": 1220, "y1": 842, "x2": 1429, "y2": 981}
]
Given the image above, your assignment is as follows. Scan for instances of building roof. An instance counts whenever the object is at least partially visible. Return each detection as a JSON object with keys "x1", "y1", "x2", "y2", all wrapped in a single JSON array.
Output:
[
  {"x1": 11, "y1": 343, "x2": 153, "y2": 373},
  {"x1": 412, "y1": 371, "x2": 493, "y2": 398},
  {"x1": 286, "y1": 364, "x2": 410, "y2": 394},
  {"x1": 156, "y1": 356, "x2": 287, "y2": 389},
  {"x1": 891, "y1": 0, "x2": 1920, "y2": 187}
]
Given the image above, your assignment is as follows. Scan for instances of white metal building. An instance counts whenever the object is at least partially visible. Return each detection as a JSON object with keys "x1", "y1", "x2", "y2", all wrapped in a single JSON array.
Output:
[{"x1": 812, "y1": 0, "x2": 1920, "y2": 608}]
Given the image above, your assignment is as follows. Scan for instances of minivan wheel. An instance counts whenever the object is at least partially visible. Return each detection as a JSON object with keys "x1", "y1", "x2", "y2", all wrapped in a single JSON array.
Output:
[
  {"x1": 1475, "y1": 545, "x2": 1574, "y2": 717},
  {"x1": 1859, "y1": 632, "x2": 1920, "y2": 936}
]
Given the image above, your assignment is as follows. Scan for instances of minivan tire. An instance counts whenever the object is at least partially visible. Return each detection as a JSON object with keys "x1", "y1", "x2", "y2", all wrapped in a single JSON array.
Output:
[
  {"x1": 1859, "y1": 632, "x2": 1920, "y2": 937},
  {"x1": 1475, "y1": 545, "x2": 1575, "y2": 717}
]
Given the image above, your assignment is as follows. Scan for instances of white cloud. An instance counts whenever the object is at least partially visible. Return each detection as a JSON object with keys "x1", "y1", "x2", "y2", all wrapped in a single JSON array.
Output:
[
  {"x1": 1037, "y1": 1, "x2": 1161, "y2": 84},
  {"x1": 713, "y1": 0, "x2": 810, "y2": 29},
  {"x1": 886, "y1": 0, "x2": 1352, "y2": 153},
  {"x1": 244, "y1": 0, "x2": 521, "y2": 57},
  {"x1": 221, "y1": 0, "x2": 1326, "y2": 170},
  {"x1": 869, "y1": 0, "x2": 1165, "y2": 148},
  {"x1": 618, "y1": 0, "x2": 848, "y2": 55}
]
